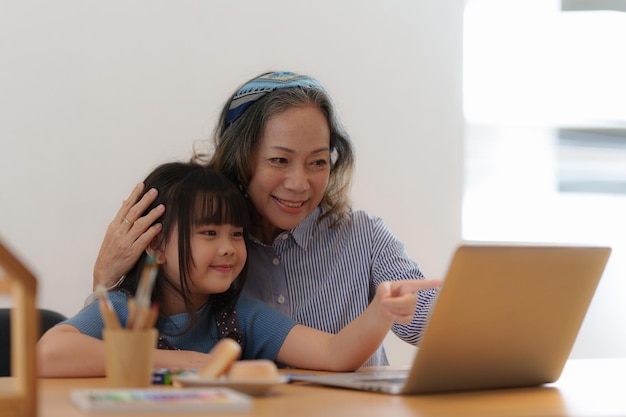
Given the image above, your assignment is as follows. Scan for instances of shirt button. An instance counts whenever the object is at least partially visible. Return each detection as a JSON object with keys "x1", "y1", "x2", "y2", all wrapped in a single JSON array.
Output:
[
  {"x1": 272, "y1": 258, "x2": 280, "y2": 266},
  {"x1": 277, "y1": 295, "x2": 285, "y2": 304},
  {"x1": 281, "y1": 234, "x2": 289, "y2": 240}
]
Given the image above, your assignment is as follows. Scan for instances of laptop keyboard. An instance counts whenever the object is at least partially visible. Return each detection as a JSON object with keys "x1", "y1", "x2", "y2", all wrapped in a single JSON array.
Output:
[{"x1": 361, "y1": 377, "x2": 407, "y2": 384}]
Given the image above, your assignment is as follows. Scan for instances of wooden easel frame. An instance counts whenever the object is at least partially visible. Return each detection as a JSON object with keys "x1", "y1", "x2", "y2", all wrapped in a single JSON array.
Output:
[{"x1": 0, "y1": 241, "x2": 38, "y2": 417}]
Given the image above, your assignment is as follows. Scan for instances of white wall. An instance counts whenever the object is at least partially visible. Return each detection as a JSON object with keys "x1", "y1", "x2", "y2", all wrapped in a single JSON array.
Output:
[{"x1": 0, "y1": 0, "x2": 465, "y2": 366}]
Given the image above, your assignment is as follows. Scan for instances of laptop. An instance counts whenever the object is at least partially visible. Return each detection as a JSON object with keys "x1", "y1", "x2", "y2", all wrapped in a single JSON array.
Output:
[{"x1": 291, "y1": 243, "x2": 611, "y2": 395}]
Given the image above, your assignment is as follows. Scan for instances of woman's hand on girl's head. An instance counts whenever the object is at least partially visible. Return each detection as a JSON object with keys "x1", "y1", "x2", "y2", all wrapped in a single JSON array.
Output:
[
  {"x1": 377, "y1": 279, "x2": 442, "y2": 325},
  {"x1": 92, "y1": 182, "x2": 165, "y2": 290}
]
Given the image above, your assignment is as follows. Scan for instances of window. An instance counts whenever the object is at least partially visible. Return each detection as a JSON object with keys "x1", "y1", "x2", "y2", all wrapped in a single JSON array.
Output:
[{"x1": 463, "y1": 0, "x2": 626, "y2": 357}]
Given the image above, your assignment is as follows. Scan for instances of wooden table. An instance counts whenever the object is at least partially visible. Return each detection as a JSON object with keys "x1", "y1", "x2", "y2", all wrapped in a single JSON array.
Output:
[{"x1": 2, "y1": 358, "x2": 625, "y2": 416}]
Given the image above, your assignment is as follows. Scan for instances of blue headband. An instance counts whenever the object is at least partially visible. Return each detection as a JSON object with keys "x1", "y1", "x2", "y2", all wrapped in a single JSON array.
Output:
[{"x1": 226, "y1": 71, "x2": 324, "y2": 126}]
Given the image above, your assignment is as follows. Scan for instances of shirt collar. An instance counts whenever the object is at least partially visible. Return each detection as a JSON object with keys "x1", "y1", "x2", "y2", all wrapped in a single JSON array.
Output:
[
  {"x1": 249, "y1": 207, "x2": 322, "y2": 250},
  {"x1": 289, "y1": 206, "x2": 321, "y2": 249}
]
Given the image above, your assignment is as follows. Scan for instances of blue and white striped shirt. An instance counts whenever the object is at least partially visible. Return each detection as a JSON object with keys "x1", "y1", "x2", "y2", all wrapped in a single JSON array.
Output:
[{"x1": 243, "y1": 207, "x2": 439, "y2": 366}]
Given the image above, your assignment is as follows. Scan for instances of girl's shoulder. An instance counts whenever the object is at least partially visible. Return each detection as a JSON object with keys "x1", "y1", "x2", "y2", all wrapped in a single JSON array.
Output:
[
  {"x1": 108, "y1": 289, "x2": 131, "y2": 300},
  {"x1": 234, "y1": 295, "x2": 293, "y2": 321},
  {"x1": 235, "y1": 294, "x2": 270, "y2": 310},
  {"x1": 106, "y1": 289, "x2": 132, "y2": 306}
]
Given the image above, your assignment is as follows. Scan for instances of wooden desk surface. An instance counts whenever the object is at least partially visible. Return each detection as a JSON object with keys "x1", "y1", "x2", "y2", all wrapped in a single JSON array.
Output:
[{"x1": 2, "y1": 358, "x2": 625, "y2": 417}]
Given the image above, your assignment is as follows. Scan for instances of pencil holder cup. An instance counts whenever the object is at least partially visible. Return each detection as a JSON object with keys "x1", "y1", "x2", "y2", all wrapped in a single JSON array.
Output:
[{"x1": 103, "y1": 328, "x2": 158, "y2": 387}]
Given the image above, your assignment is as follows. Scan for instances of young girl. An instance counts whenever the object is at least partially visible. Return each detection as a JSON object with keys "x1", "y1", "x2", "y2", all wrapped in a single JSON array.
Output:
[{"x1": 38, "y1": 162, "x2": 438, "y2": 377}]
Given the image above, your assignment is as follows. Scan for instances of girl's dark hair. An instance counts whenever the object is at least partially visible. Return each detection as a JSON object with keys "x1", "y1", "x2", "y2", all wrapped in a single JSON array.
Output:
[
  {"x1": 118, "y1": 162, "x2": 250, "y2": 333},
  {"x1": 193, "y1": 73, "x2": 355, "y2": 227}
]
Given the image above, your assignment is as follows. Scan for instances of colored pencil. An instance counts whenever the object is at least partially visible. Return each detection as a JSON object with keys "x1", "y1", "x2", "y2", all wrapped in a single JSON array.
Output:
[{"x1": 95, "y1": 284, "x2": 122, "y2": 329}]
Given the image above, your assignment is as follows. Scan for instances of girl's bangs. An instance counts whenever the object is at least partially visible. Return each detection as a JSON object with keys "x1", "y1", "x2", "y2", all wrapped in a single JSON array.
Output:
[{"x1": 193, "y1": 190, "x2": 248, "y2": 227}]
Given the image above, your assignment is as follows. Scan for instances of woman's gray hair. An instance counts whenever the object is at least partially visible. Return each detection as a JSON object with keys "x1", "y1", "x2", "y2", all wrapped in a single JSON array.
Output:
[{"x1": 194, "y1": 76, "x2": 355, "y2": 226}]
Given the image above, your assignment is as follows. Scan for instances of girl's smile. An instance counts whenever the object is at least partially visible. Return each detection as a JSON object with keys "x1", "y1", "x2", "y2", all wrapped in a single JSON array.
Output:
[
  {"x1": 158, "y1": 223, "x2": 246, "y2": 312},
  {"x1": 211, "y1": 263, "x2": 235, "y2": 273}
]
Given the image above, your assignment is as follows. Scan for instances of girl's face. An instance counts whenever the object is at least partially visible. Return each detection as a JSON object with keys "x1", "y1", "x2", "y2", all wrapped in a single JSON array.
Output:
[
  {"x1": 247, "y1": 105, "x2": 331, "y2": 243},
  {"x1": 158, "y1": 222, "x2": 246, "y2": 311}
]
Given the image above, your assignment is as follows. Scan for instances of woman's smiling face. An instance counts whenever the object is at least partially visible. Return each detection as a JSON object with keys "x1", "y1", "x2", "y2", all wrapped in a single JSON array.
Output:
[{"x1": 247, "y1": 105, "x2": 331, "y2": 243}]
